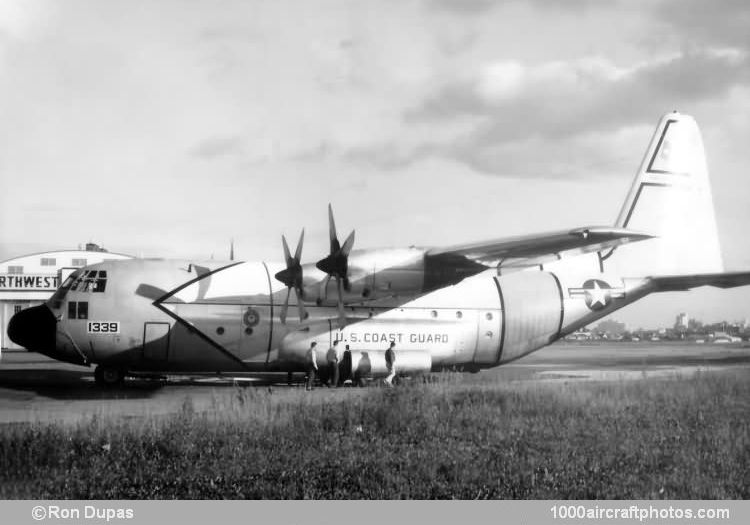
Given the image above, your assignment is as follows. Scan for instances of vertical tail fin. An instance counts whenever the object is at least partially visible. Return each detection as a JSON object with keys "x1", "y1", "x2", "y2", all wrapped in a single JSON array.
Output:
[{"x1": 603, "y1": 112, "x2": 723, "y2": 277}]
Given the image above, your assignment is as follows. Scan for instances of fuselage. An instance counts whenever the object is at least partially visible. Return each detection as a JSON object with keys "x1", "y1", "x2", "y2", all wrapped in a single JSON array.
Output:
[{"x1": 8, "y1": 256, "x2": 654, "y2": 378}]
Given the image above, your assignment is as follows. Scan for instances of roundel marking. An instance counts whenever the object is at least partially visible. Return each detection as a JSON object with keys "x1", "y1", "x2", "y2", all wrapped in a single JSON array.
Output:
[
  {"x1": 582, "y1": 279, "x2": 611, "y2": 311},
  {"x1": 568, "y1": 279, "x2": 626, "y2": 312},
  {"x1": 243, "y1": 307, "x2": 260, "y2": 327}
]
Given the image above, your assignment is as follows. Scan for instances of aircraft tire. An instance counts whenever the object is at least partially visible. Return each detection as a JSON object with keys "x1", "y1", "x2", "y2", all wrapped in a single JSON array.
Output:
[{"x1": 94, "y1": 365, "x2": 125, "y2": 387}]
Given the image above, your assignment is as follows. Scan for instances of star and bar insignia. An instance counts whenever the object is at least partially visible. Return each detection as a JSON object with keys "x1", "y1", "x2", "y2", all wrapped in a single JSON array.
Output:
[{"x1": 568, "y1": 279, "x2": 625, "y2": 311}]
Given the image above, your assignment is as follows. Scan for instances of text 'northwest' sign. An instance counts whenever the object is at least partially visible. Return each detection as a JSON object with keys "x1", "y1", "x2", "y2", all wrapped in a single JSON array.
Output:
[{"x1": 0, "y1": 274, "x2": 59, "y2": 291}]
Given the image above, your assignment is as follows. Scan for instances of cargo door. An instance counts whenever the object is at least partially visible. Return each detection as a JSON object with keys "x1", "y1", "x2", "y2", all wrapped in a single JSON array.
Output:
[{"x1": 143, "y1": 322, "x2": 170, "y2": 362}]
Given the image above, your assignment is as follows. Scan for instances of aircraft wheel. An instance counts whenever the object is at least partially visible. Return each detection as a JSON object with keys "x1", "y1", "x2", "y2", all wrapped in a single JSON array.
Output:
[{"x1": 94, "y1": 366, "x2": 125, "y2": 387}]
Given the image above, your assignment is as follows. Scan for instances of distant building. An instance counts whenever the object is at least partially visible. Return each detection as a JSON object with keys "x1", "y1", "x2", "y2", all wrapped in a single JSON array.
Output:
[
  {"x1": 0, "y1": 246, "x2": 132, "y2": 351},
  {"x1": 594, "y1": 319, "x2": 626, "y2": 337},
  {"x1": 675, "y1": 312, "x2": 689, "y2": 330}
]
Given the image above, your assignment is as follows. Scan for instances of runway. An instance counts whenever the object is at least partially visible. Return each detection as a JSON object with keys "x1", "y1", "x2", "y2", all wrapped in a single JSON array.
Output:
[{"x1": 1, "y1": 342, "x2": 750, "y2": 425}]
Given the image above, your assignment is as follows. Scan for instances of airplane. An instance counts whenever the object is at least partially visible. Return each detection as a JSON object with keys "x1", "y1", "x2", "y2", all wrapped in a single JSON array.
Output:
[{"x1": 8, "y1": 111, "x2": 750, "y2": 386}]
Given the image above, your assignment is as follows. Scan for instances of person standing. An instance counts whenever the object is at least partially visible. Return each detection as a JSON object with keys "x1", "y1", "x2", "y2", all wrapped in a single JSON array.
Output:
[
  {"x1": 326, "y1": 340, "x2": 340, "y2": 387},
  {"x1": 343, "y1": 344, "x2": 353, "y2": 384},
  {"x1": 305, "y1": 342, "x2": 318, "y2": 391},
  {"x1": 384, "y1": 341, "x2": 396, "y2": 387}
]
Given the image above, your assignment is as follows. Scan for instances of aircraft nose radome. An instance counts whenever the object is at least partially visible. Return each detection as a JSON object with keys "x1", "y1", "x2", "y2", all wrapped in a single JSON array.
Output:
[{"x1": 7, "y1": 304, "x2": 56, "y2": 353}]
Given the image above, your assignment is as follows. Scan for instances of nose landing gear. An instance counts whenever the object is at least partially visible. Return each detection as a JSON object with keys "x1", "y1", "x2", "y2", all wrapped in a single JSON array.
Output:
[{"x1": 94, "y1": 365, "x2": 125, "y2": 387}]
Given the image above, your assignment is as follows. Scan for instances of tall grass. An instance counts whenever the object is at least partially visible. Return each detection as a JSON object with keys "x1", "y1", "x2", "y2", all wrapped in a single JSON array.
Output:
[{"x1": 1, "y1": 370, "x2": 749, "y2": 499}]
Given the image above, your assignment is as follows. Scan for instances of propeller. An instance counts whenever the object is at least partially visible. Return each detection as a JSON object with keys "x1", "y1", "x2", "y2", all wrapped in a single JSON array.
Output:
[
  {"x1": 315, "y1": 204, "x2": 355, "y2": 326},
  {"x1": 274, "y1": 229, "x2": 308, "y2": 324}
]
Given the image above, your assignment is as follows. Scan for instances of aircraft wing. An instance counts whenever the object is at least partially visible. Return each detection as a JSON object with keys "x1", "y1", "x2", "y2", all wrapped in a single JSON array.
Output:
[
  {"x1": 649, "y1": 271, "x2": 750, "y2": 291},
  {"x1": 426, "y1": 226, "x2": 654, "y2": 269}
]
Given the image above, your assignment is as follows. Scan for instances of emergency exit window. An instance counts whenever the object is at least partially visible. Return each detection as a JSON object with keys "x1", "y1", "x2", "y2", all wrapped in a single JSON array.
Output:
[
  {"x1": 77, "y1": 302, "x2": 88, "y2": 319},
  {"x1": 67, "y1": 301, "x2": 89, "y2": 319}
]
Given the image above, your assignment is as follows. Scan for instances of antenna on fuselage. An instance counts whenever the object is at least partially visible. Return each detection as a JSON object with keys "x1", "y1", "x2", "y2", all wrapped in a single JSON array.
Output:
[{"x1": 230, "y1": 238, "x2": 235, "y2": 261}]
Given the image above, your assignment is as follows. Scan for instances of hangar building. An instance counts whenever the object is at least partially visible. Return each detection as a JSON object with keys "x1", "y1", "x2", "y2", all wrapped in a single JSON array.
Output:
[{"x1": 0, "y1": 244, "x2": 131, "y2": 350}]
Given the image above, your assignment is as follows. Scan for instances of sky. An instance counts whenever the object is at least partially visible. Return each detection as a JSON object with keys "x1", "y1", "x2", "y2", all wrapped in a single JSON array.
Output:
[{"x1": 1, "y1": 0, "x2": 750, "y2": 328}]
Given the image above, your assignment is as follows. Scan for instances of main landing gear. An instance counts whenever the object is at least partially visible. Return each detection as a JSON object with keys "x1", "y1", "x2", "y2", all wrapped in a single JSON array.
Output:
[{"x1": 94, "y1": 365, "x2": 125, "y2": 387}]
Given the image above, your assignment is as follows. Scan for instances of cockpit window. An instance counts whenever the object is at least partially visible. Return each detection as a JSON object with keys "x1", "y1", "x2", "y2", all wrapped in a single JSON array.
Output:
[
  {"x1": 50, "y1": 270, "x2": 80, "y2": 308},
  {"x1": 62, "y1": 274, "x2": 76, "y2": 289},
  {"x1": 69, "y1": 269, "x2": 108, "y2": 293},
  {"x1": 94, "y1": 271, "x2": 107, "y2": 292}
]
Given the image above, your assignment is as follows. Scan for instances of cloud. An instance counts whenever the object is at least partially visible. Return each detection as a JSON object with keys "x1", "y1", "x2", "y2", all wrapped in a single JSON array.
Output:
[
  {"x1": 428, "y1": 0, "x2": 497, "y2": 14},
  {"x1": 339, "y1": 50, "x2": 749, "y2": 178},
  {"x1": 189, "y1": 135, "x2": 245, "y2": 159},
  {"x1": 427, "y1": 0, "x2": 602, "y2": 15},
  {"x1": 653, "y1": 0, "x2": 750, "y2": 51},
  {"x1": 412, "y1": 52, "x2": 748, "y2": 134}
]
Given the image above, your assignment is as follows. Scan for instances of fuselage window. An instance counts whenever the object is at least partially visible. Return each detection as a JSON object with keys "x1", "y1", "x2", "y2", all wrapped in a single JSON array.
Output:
[
  {"x1": 41, "y1": 258, "x2": 56, "y2": 266},
  {"x1": 7, "y1": 265, "x2": 23, "y2": 275},
  {"x1": 71, "y1": 258, "x2": 87, "y2": 266},
  {"x1": 68, "y1": 301, "x2": 77, "y2": 319}
]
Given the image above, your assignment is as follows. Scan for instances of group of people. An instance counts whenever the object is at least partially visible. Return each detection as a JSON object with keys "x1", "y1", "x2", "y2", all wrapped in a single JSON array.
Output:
[{"x1": 304, "y1": 340, "x2": 396, "y2": 390}]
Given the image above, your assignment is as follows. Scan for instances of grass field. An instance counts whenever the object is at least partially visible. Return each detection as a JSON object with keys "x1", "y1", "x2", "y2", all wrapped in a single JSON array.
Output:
[{"x1": 1, "y1": 369, "x2": 749, "y2": 499}]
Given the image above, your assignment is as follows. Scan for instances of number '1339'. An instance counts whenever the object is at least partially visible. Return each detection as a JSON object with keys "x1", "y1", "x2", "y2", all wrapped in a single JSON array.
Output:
[{"x1": 87, "y1": 321, "x2": 120, "y2": 334}]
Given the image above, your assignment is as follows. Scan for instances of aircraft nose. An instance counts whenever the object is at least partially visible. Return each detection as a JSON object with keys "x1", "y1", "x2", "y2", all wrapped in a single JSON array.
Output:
[{"x1": 7, "y1": 304, "x2": 56, "y2": 353}]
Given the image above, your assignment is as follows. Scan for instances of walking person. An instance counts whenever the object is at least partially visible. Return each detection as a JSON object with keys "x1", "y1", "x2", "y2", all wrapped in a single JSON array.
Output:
[
  {"x1": 384, "y1": 341, "x2": 396, "y2": 387},
  {"x1": 326, "y1": 340, "x2": 340, "y2": 387},
  {"x1": 305, "y1": 342, "x2": 318, "y2": 391}
]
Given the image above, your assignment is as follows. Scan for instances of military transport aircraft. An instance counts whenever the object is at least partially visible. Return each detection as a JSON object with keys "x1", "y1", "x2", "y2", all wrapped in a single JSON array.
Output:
[{"x1": 9, "y1": 112, "x2": 750, "y2": 386}]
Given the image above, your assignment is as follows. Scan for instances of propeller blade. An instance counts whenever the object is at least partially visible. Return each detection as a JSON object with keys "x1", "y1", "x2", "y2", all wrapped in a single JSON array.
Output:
[
  {"x1": 341, "y1": 230, "x2": 355, "y2": 257},
  {"x1": 293, "y1": 229, "x2": 305, "y2": 262},
  {"x1": 317, "y1": 204, "x2": 355, "y2": 318},
  {"x1": 281, "y1": 235, "x2": 292, "y2": 265},
  {"x1": 320, "y1": 274, "x2": 332, "y2": 302},
  {"x1": 336, "y1": 276, "x2": 345, "y2": 327},
  {"x1": 328, "y1": 203, "x2": 340, "y2": 253},
  {"x1": 280, "y1": 287, "x2": 291, "y2": 324},
  {"x1": 295, "y1": 288, "x2": 308, "y2": 321},
  {"x1": 277, "y1": 230, "x2": 307, "y2": 323}
]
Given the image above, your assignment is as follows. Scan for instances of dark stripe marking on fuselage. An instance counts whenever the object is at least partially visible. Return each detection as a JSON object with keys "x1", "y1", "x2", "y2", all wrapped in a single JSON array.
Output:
[
  {"x1": 151, "y1": 261, "x2": 251, "y2": 370},
  {"x1": 493, "y1": 276, "x2": 506, "y2": 365},
  {"x1": 549, "y1": 271, "x2": 565, "y2": 340},
  {"x1": 261, "y1": 261, "x2": 274, "y2": 367}
]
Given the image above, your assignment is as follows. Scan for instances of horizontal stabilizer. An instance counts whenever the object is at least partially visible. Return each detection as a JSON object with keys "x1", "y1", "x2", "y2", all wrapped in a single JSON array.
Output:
[
  {"x1": 428, "y1": 227, "x2": 653, "y2": 269},
  {"x1": 650, "y1": 271, "x2": 750, "y2": 292}
]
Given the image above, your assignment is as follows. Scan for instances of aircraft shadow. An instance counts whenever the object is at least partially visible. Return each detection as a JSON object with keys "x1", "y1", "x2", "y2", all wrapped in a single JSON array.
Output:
[
  {"x1": 0, "y1": 368, "x2": 306, "y2": 400},
  {"x1": 0, "y1": 369, "x2": 163, "y2": 400}
]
